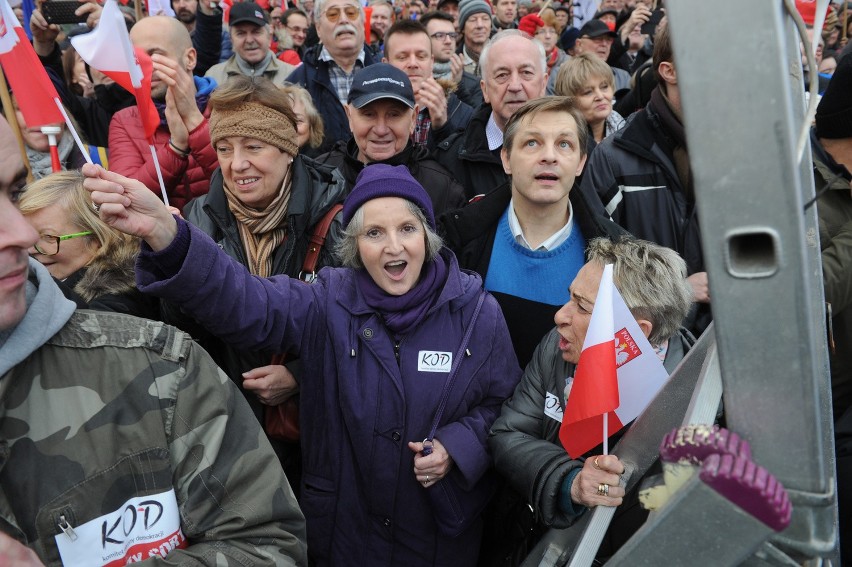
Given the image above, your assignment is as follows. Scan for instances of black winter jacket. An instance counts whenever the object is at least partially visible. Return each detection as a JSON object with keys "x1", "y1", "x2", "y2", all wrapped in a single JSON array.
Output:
[
  {"x1": 434, "y1": 103, "x2": 507, "y2": 199},
  {"x1": 315, "y1": 138, "x2": 467, "y2": 217}
]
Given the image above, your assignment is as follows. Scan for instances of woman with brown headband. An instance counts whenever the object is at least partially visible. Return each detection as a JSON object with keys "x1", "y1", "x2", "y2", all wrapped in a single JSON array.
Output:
[{"x1": 174, "y1": 75, "x2": 347, "y2": 490}]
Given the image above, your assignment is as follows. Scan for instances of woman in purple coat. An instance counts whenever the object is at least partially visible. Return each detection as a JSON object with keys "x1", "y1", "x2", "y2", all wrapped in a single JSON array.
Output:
[{"x1": 85, "y1": 162, "x2": 522, "y2": 567}]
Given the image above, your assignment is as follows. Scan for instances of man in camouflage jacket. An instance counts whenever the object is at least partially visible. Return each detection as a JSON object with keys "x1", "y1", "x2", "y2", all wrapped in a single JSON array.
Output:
[{"x1": 0, "y1": 130, "x2": 308, "y2": 564}]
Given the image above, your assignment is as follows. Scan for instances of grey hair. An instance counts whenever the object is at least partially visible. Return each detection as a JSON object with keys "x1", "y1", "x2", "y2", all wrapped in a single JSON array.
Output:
[
  {"x1": 314, "y1": 0, "x2": 363, "y2": 21},
  {"x1": 586, "y1": 237, "x2": 693, "y2": 344},
  {"x1": 336, "y1": 200, "x2": 443, "y2": 269},
  {"x1": 479, "y1": 29, "x2": 547, "y2": 78}
]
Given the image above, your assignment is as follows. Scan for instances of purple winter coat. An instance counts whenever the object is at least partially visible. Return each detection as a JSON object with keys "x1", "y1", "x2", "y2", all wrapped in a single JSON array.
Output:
[{"x1": 136, "y1": 221, "x2": 522, "y2": 567}]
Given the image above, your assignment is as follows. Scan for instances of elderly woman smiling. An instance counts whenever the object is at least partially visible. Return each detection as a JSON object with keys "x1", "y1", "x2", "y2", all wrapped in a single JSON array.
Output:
[{"x1": 85, "y1": 162, "x2": 522, "y2": 567}]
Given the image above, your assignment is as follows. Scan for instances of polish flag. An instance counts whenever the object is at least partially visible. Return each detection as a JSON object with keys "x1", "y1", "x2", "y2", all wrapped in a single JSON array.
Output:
[
  {"x1": 559, "y1": 264, "x2": 671, "y2": 458},
  {"x1": 71, "y1": 0, "x2": 160, "y2": 139},
  {"x1": 0, "y1": 0, "x2": 63, "y2": 127}
]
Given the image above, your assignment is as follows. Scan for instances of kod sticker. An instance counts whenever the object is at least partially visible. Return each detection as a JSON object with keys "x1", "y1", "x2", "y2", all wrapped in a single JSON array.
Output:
[
  {"x1": 55, "y1": 489, "x2": 187, "y2": 566},
  {"x1": 418, "y1": 351, "x2": 452, "y2": 373},
  {"x1": 544, "y1": 391, "x2": 564, "y2": 423}
]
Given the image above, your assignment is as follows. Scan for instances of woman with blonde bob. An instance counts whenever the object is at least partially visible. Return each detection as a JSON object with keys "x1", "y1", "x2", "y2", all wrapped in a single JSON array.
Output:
[
  {"x1": 554, "y1": 52, "x2": 626, "y2": 146},
  {"x1": 19, "y1": 170, "x2": 156, "y2": 318},
  {"x1": 280, "y1": 84, "x2": 326, "y2": 156}
]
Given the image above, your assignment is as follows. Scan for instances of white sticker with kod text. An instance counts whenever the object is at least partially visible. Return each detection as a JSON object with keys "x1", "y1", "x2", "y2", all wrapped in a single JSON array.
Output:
[
  {"x1": 544, "y1": 392, "x2": 564, "y2": 423},
  {"x1": 55, "y1": 489, "x2": 187, "y2": 567},
  {"x1": 418, "y1": 351, "x2": 453, "y2": 373}
]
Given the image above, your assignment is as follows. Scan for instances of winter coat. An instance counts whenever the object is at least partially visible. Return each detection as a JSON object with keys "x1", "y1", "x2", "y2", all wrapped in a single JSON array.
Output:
[
  {"x1": 63, "y1": 259, "x2": 160, "y2": 321},
  {"x1": 434, "y1": 103, "x2": 508, "y2": 200},
  {"x1": 191, "y1": 5, "x2": 224, "y2": 77},
  {"x1": 314, "y1": 139, "x2": 467, "y2": 217},
  {"x1": 108, "y1": 107, "x2": 218, "y2": 213},
  {"x1": 205, "y1": 54, "x2": 296, "y2": 86},
  {"x1": 430, "y1": 91, "x2": 476, "y2": 149},
  {"x1": 580, "y1": 100, "x2": 711, "y2": 334},
  {"x1": 439, "y1": 180, "x2": 625, "y2": 366},
  {"x1": 135, "y1": 223, "x2": 523, "y2": 567},
  {"x1": 486, "y1": 327, "x2": 693, "y2": 564},
  {"x1": 811, "y1": 129, "x2": 852, "y2": 418},
  {"x1": 286, "y1": 45, "x2": 380, "y2": 152},
  {"x1": 456, "y1": 71, "x2": 484, "y2": 109},
  {"x1": 0, "y1": 262, "x2": 307, "y2": 566}
]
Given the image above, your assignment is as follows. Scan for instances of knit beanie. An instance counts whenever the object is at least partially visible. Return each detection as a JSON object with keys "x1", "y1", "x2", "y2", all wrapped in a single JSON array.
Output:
[
  {"x1": 816, "y1": 53, "x2": 852, "y2": 139},
  {"x1": 458, "y1": 0, "x2": 492, "y2": 30},
  {"x1": 208, "y1": 102, "x2": 300, "y2": 156},
  {"x1": 342, "y1": 164, "x2": 436, "y2": 229}
]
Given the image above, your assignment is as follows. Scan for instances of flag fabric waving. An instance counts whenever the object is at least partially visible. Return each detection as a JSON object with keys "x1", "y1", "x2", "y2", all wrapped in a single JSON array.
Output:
[
  {"x1": 71, "y1": 0, "x2": 159, "y2": 139},
  {"x1": 559, "y1": 264, "x2": 671, "y2": 458},
  {"x1": 0, "y1": 0, "x2": 63, "y2": 127}
]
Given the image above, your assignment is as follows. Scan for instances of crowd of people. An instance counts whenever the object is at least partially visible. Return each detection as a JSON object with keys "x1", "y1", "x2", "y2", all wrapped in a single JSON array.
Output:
[{"x1": 1, "y1": 0, "x2": 851, "y2": 565}]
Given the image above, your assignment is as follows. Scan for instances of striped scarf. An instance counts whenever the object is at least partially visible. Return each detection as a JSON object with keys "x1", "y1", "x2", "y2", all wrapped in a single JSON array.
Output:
[{"x1": 223, "y1": 170, "x2": 292, "y2": 277}]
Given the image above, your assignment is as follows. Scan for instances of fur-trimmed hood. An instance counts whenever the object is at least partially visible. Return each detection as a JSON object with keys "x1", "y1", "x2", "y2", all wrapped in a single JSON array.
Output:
[{"x1": 69, "y1": 254, "x2": 138, "y2": 304}]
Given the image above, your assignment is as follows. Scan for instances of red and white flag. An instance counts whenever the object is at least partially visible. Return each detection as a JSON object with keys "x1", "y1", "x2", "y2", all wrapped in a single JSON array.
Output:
[
  {"x1": 71, "y1": 0, "x2": 159, "y2": 139},
  {"x1": 559, "y1": 264, "x2": 671, "y2": 458},
  {"x1": 0, "y1": 0, "x2": 63, "y2": 127}
]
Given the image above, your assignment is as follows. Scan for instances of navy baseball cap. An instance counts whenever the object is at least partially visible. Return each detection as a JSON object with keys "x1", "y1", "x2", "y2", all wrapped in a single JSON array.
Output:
[
  {"x1": 578, "y1": 18, "x2": 616, "y2": 39},
  {"x1": 347, "y1": 63, "x2": 415, "y2": 109},
  {"x1": 229, "y1": 2, "x2": 268, "y2": 26}
]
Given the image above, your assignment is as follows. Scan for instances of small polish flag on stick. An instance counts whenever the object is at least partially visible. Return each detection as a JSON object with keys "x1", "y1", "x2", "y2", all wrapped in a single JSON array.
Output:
[{"x1": 559, "y1": 264, "x2": 671, "y2": 458}]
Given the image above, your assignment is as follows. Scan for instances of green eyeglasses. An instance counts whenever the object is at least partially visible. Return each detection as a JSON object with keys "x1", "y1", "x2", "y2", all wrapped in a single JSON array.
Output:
[{"x1": 33, "y1": 231, "x2": 93, "y2": 256}]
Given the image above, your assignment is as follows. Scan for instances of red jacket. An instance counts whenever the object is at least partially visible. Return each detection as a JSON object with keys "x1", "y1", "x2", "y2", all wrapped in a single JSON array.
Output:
[{"x1": 108, "y1": 106, "x2": 218, "y2": 212}]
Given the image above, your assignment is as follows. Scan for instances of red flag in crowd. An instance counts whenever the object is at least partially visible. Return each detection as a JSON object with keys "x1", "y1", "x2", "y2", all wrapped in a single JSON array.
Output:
[
  {"x1": 559, "y1": 264, "x2": 671, "y2": 458},
  {"x1": 0, "y1": 0, "x2": 63, "y2": 127},
  {"x1": 71, "y1": 0, "x2": 159, "y2": 139}
]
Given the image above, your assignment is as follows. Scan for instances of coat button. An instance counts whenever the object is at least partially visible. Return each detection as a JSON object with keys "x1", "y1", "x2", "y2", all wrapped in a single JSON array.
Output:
[
  {"x1": 383, "y1": 518, "x2": 392, "y2": 527},
  {"x1": 392, "y1": 431, "x2": 401, "y2": 442},
  {"x1": 363, "y1": 328, "x2": 373, "y2": 339}
]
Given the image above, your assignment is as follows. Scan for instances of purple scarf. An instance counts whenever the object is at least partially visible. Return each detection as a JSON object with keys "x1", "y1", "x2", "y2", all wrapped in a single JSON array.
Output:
[{"x1": 355, "y1": 253, "x2": 449, "y2": 335}]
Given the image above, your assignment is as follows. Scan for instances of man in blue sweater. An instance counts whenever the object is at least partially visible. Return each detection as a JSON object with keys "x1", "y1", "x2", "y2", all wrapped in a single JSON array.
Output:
[{"x1": 441, "y1": 96, "x2": 623, "y2": 368}]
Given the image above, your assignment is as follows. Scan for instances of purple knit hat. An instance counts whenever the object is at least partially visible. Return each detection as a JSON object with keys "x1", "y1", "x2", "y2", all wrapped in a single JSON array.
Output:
[{"x1": 342, "y1": 164, "x2": 436, "y2": 229}]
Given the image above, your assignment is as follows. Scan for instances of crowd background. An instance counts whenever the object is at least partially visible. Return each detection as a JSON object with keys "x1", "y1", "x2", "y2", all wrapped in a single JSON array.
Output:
[{"x1": 1, "y1": 0, "x2": 851, "y2": 564}]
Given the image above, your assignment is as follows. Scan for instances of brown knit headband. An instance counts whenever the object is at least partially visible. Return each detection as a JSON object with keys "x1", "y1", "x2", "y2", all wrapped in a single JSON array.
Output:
[{"x1": 208, "y1": 102, "x2": 299, "y2": 157}]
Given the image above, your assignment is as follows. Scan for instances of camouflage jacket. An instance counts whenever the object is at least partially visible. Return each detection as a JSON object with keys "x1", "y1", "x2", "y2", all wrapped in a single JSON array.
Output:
[{"x1": 0, "y1": 310, "x2": 308, "y2": 566}]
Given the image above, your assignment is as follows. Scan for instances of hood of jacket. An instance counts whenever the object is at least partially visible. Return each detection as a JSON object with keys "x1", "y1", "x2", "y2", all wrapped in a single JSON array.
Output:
[{"x1": 0, "y1": 259, "x2": 76, "y2": 376}]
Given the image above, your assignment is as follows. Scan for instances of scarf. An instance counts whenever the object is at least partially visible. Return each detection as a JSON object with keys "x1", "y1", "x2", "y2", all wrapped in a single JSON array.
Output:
[
  {"x1": 355, "y1": 252, "x2": 449, "y2": 335},
  {"x1": 647, "y1": 87, "x2": 693, "y2": 202},
  {"x1": 153, "y1": 75, "x2": 217, "y2": 128},
  {"x1": 546, "y1": 47, "x2": 559, "y2": 71},
  {"x1": 223, "y1": 169, "x2": 293, "y2": 277},
  {"x1": 26, "y1": 129, "x2": 76, "y2": 180},
  {"x1": 433, "y1": 60, "x2": 453, "y2": 81}
]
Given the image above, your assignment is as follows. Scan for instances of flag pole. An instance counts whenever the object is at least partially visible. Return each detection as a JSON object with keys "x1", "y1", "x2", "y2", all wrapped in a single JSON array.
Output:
[
  {"x1": 0, "y1": 66, "x2": 34, "y2": 183},
  {"x1": 603, "y1": 413, "x2": 608, "y2": 455},
  {"x1": 148, "y1": 142, "x2": 171, "y2": 207},
  {"x1": 54, "y1": 98, "x2": 93, "y2": 165},
  {"x1": 41, "y1": 125, "x2": 62, "y2": 172}
]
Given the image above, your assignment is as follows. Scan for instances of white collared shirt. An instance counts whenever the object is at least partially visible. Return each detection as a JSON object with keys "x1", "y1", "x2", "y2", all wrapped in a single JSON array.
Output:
[
  {"x1": 486, "y1": 113, "x2": 504, "y2": 151},
  {"x1": 508, "y1": 198, "x2": 575, "y2": 251}
]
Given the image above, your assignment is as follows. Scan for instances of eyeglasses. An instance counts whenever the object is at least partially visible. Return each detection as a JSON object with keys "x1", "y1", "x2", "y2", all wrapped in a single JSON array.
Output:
[
  {"x1": 286, "y1": 24, "x2": 308, "y2": 34},
  {"x1": 33, "y1": 231, "x2": 93, "y2": 256},
  {"x1": 430, "y1": 31, "x2": 459, "y2": 41},
  {"x1": 322, "y1": 5, "x2": 360, "y2": 22}
]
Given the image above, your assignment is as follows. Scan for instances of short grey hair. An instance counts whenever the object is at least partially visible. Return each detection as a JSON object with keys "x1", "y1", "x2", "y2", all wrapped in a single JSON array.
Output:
[
  {"x1": 314, "y1": 0, "x2": 364, "y2": 21},
  {"x1": 586, "y1": 237, "x2": 693, "y2": 344},
  {"x1": 479, "y1": 29, "x2": 547, "y2": 78},
  {"x1": 336, "y1": 200, "x2": 443, "y2": 269}
]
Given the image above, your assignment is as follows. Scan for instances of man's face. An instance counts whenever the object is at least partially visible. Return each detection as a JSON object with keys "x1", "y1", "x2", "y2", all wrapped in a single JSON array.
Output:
[
  {"x1": 481, "y1": 35, "x2": 547, "y2": 130},
  {"x1": 130, "y1": 18, "x2": 187, "y2": 100},
  {"x1": 426, "y1": 19, "x2": 457, "y2": 62},
  {"x1": 574, "y1": 34, "x2": 614, "y2": 60},
  {"x1": 345, "y1": 98, "x2": 416, "y2": 162},
  {"x1": 463, "y1": 12, "x2": 491, "y2": 51},
  {"x1": 231, "y1": 22, "x2": 272, "y2": 65},
  {"x1": 554, "y1": 10, "x2": 569, "y2": 29},
  {"x1": 371, "y1": 3, "x2": 393, "y2": 35},
  {"x1": 494, "y1": 0, "x2": 516, "y2": 25},
  {"x1": 407, "y1": 1, "x2": 423, "y2": 18},
  {"x1": 0, "y1": 125, "x2": 38, "y2": 332},
  {"x1": 172, "y1": 0, "x2": 197, "y2": 24},
  {"x1": 284, "y1": 13, "x2": 309, "y2": 46},
  {"x1": 384, "y1": 32, "x2": 433, "y2": 92},
  {"x1": 442, "y1": 2, "x2": 460, "y2": 27},
  {"x1": 317, "y1": 0, "x2": 364, "y2": 56},
  {"x1": 502, "y1": 110, "x2": 586, "y2": 212}
]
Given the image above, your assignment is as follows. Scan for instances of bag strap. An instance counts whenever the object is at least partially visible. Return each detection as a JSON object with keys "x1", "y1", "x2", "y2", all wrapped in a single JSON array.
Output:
[
  {"x1": 422, "y1": 292, "x2": 487, "y2": 455},
  {"x1": 300, "y1": 203, "x2": 344, "y2": 282}
]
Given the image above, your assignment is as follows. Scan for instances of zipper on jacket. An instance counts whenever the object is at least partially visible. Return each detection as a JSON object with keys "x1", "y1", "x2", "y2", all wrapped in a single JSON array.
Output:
[
  {"x1": 394, "y1": 339, "x2": 401, "y2": 366},
  {"x1": 57, "y1": 515, "x2": 78, "y2": 541}
]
